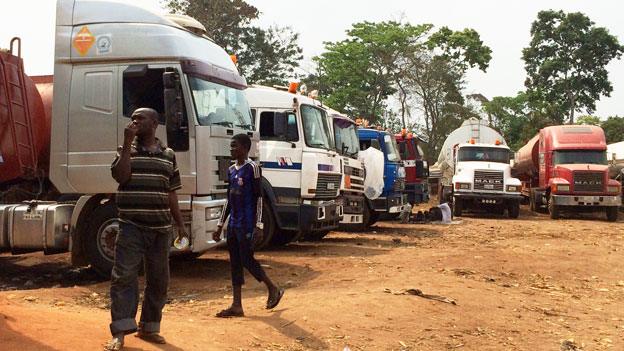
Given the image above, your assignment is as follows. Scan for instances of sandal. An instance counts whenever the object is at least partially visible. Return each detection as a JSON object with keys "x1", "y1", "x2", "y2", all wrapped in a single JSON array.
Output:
[
  {"x1": 216, "y1": 307, "x2": 244, "y2": 318},
  {"x1": 103, "y1": 337, "x2": 124, "y2": 351},
  {"x1": 266, "y1": 288, "x2": 284, "y2": 309},
  {"x1": 135, "y1": 332, "x2": 166, "y2": 344}
]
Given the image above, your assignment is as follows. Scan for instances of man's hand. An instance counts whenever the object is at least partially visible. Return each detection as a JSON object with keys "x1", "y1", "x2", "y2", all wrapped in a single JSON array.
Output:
[
  {"x1": 124, "y1": 120, "x2": 139, "y2": 145},
  {"x1": 213, "y1": 225, "x2": 223, "y2": 242},
  {"x1": 252, "y1": 226, "x2": 264, "y2": 247}
]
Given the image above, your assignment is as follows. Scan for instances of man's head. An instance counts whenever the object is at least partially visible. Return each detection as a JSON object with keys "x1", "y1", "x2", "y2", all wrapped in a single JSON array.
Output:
[
  {"x1": 230, "y1": 133, "x2": 252, "y2": 160},
  {"x1": 130, "y1": 108, "x2": 159, "y2": 138}
]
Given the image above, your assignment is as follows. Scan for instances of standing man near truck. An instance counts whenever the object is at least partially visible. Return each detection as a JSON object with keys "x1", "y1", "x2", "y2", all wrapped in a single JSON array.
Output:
[
  {"x1": 106, "y1": 107, "x2": 188, "y2": 350},
  {"x1": 214, "y1": 133, "x2": 284, "y2": 317}
]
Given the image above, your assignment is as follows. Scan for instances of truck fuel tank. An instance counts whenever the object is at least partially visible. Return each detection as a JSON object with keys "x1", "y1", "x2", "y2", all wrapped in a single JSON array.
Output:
[{"x1": 5, "y1": 202, "x2": 73, "y2": 254}]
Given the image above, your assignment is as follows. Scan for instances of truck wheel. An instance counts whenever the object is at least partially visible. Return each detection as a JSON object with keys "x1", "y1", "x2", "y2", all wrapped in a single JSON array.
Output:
[
  {"x1": 84, "y1": 201, "x2": 119, "y2": 278},
  {"x1": 452, "y1": 199, "x2": 463, "y2": 217},
  {"x1": 606, "y1": 207, "x2": 618, "y2": 222},
  {"x1": 548, "y1": 198, "x2": 560, "y2": 219},
  {"x1": 256, "y1": 200, "x2": 276, "y2": 250},
  {"x1": 508, "y1": 201, "x2": 520, "y2": 219},
  {"x1": 270, "y1": 229, "x2": 298, "y2": 246},
  {"x1": 367, "y1": 204, "x2": 380, "y2": 227},
  {"x1": 529, "y1": 191, "x2": 536, "y2": 212}
]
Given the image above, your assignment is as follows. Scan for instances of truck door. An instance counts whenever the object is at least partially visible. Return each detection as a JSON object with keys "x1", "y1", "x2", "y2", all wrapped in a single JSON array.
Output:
[
  {"x1": 67, "y1": 65, "x2": 118, "y2": 193},
  {"x1": 117, "y1": 64, "x2": 194, "y2": 193}
]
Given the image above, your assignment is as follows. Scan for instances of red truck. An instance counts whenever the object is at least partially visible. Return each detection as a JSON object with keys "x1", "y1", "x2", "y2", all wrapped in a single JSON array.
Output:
[
  {"x1": 395, "y1": 131, "x2": 429, "y2": 205},
  {"x1": 512, "y1": 125, "x2": 621, "y2": 221}
]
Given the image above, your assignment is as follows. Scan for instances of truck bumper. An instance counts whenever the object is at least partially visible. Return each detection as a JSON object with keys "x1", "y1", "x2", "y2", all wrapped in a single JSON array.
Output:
[
  {"x1": 552, "y1": 195, "x2": 621, "y2": 207},
  {"x1": 454, "y1": 192, "x2": 523, "y2": 203},
  {"x1": 339, "y1": 192, "x2": 364, "y2": 224},
  {"x1": 187, "y1": 197, "x2": 227, "y2": 253},
  {"x1": 372, "y1": 194, "x2": 408, "y2": 213},
  {"x1": 300, "y1": 201, "x2": 341, "y2": 231},
  {"x1": 404, "y1": 183, "x2": 429, "y2": 204}
]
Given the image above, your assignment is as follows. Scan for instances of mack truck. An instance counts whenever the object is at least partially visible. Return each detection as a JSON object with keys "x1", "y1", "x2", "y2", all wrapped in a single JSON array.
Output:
[
  {"x1": 512, "y1": 125, "x2": 621, "y2": 221},
  {"x1": 246, "y1": 85, "x2": 342, "y2": 245},
  {"x1": 329, "y1": 112, "x2": 366, "y2": 231},
  {"x1": 0, "y1": 0, "x2": 258, "y2": 276},
  {"x1": 357, "y1": 128, "x2": 407, "y2": 224},
  {"x1": 395, "y1": 131, "x2": 429, "y2": 205},
  {"x1": 434, "y1": 118, "x2": 522, "y2": 218}
]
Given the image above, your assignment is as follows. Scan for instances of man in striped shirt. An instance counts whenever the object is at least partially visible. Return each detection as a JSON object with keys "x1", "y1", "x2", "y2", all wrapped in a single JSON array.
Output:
[
  {"x1": 214, "y1": 133, "x2": 284, "y2": 317},
  {"x1": 106, "y1": 108, "x2": 187, "y2": 350}
]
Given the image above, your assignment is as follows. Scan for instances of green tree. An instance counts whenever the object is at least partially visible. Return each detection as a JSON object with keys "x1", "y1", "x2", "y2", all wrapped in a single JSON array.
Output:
[
  {"x1": 575, "y1": 115, "x2": 601, "y2": 126},
  {"x1": 164, "y1": 0, "x2": 302, "y2": 85},
  {"x1": 522, "y1": 10, "x2": 624, "y2": 124},
  {"x1": 601, "y1": 116, "x2": 624, "y2": 144}
]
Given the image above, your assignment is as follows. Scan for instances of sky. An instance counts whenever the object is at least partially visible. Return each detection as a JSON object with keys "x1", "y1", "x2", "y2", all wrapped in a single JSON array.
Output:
[{"x1": 2, "y1": 0, "x2": 623, "y2": 120}]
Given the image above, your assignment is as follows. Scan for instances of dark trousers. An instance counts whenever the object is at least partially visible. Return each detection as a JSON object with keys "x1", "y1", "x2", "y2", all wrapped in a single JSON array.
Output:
[
  {"x1": 109, "y1": 222, "x2": 171, "y2": 336},
  {"x1": 227, "y1": 227, "x2": 266, "y2": 286}
]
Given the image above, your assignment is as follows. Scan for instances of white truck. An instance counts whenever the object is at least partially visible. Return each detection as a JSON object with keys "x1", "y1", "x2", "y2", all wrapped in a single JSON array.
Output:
[
  {"x1": 0, "y1": 0, "x2": 257, "y2": 276},
  {"x1": 434, "y1": 118, "x2": 522, "y2": 218},
  {"x1": 328, "y1": 111, "x2": 366, "y2": 231},
  {"x1": 246, "y1": 86, "x2": 342, "y2": 246}
]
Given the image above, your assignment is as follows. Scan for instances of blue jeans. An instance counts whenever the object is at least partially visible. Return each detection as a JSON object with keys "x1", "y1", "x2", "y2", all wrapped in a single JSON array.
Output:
[{"x1": 109, "y1": 222, "x2": 171, "y2": 335}]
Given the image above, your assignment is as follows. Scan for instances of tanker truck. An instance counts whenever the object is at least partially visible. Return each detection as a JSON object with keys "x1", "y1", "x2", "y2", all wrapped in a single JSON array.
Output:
[
  {"x1": 0, "y1": 0, "x2": 258, "y2": 276},
  {"x1": 513, "y1": 126, "x2": 621, "y2": 221},
  {"x1": 433, "y1": 118, "x2": 522, "y2": 218}
]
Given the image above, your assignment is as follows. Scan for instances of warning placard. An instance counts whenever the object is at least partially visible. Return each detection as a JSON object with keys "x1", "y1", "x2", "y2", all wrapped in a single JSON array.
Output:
[{"x1": 73, "y1": 26, "x2": 95, "y2": 56}]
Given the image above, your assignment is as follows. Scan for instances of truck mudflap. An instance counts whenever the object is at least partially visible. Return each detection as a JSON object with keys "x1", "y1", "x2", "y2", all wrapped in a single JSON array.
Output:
[
  {"x1": 299, "y1": 201, "x2": 341, "y2": 232},
  {"x1": 551, "y1": 195, "x2": 621, "y2": 207},
  {"x1": 189, "y1": 197, "x2": 227, "y2": 253},
  {"x1": 372, "y1": 194, "x2": 408, "y2": 213}
]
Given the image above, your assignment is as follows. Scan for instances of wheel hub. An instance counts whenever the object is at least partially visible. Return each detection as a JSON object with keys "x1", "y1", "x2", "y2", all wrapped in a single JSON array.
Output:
[{"x1": 98, "y1": 219, "x2": 119, "y2": 262}]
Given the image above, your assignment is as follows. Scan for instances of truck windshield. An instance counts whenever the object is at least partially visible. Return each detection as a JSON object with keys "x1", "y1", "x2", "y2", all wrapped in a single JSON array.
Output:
[
  {"x1": 189, "y1": 76, "x2": 253, "y2": 130},
  {"x1": 333, "y1": 119, "x2": 360, "y2": 157},
  {"x1": 458, "y1": 146, "x2": 510, "y2": 164},
  {"x1": 384, "y1": 134, "x2": 401, "y2": 162},
  {"x1": 553, "y1": 150, "x2": 607, "y2": 165},
  {"x1": 301, "y1": 105, "x2": 333, "y2": 150}
]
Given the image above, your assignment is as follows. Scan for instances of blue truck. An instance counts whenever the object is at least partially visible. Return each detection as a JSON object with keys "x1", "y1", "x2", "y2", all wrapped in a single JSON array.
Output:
[{"x1": 357, "y1": 128, "x2": 408, "y2": 225}]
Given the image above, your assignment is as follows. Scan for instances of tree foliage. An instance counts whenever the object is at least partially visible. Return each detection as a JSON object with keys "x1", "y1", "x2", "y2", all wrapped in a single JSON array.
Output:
[
  {"x1": 601, "y1": 116, "x2": 624, "y2": 144},
  {"x1": 522, "y1": 10, "x2": 624, "y2": 124},
  {"x1": 163, "y1": 0, "x2": 302, "y2": 85}
]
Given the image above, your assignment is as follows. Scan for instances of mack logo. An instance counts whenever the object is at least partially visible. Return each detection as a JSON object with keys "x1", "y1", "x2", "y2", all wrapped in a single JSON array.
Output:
[{"x1": 475, "y1": 179, "x2": 503, "y2": 184}]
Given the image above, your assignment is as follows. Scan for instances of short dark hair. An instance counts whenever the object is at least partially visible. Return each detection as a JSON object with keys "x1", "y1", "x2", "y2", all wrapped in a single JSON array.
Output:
[{"x1": 233, "y1": 133, "x2": 252, "y2": 152}]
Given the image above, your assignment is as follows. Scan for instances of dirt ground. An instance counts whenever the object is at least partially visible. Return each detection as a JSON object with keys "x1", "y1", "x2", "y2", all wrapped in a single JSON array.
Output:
[{"x1": 1, "y1": 204, "x2": 623, "y2": 351}]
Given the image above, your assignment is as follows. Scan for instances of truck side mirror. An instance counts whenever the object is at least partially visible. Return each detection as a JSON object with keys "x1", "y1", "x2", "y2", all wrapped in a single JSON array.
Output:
[
  {"x1": 163, "y1": 69, "x2": 188, "y2": 151},
  {"x1": 398, "y1": 141, "x2": 406, "y2": 158}
]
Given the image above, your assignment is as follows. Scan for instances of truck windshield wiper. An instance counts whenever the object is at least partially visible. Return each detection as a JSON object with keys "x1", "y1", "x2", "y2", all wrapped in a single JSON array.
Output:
[
  {"x1": 212, "y1": 121, "x2": 234, "y2": 127},
  {"x1": 235, "y1": 123, "x2": 254, "y2": 130},
  {"x1": 309, "y1": 142, "x2": 328, "y2": 150}
]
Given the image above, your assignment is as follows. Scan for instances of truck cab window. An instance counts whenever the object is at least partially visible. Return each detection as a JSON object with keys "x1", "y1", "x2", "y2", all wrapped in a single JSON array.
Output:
[{"x1": 259, "y1": 111, "x2": 298, "y2": 141}]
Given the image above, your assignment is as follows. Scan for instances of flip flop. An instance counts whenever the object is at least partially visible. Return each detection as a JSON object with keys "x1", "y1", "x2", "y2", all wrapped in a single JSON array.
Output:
[
  {"x1": 266, "y1": 288, "x2": 284, "y2": 309},
  {"x1": 103, "y1": 338, "x2": 124, "y2": 351},
  {"x1": 135, "y1": 332, "x2": 166, "y2": 344},
  {"x1": 216, "y1": 307, "x2": 245, "y2": 318}
]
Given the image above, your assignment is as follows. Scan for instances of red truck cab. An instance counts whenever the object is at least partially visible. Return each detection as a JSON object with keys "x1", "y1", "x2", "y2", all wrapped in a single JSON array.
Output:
[
  {"x1": 513, "y1": 125, "x2": 621, "y2": 221},
  {"x1": 395, "y1": 131, "x2": 429, "y2": 205}
]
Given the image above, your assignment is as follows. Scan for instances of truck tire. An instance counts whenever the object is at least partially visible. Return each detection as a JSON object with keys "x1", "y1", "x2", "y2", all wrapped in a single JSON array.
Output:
[
  {"x1": 529, "y1": 191, "x2": 536, "y2": 212},
  {"x1": 256, "y1": 200, "x2": 276, "y2": 250},
  {"x1": 270, "y1": 229, "x2": 298, "y2": 246},
  {"x1": 367, "y1": 204, "x2": 379, "y2": 227},
  {"x1": 548, "y1": 197, "x2": 560, "y2": 219},
  {"x1": 606, "y1": 207, "x2": 618, "y2": 222},
  {"x1": 452, "y1": 198, "x2": 463, "y2": 217},
  {"x1": 508, "y1": 201, "x2": 520, "y2": 219},
  {"x1": 84, "y1": 201, "x2": 119, "y2": 278}
]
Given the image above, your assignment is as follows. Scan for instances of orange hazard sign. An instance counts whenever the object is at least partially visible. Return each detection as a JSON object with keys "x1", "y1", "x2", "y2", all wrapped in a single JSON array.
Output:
[{"x1": 73, "y1": 26, "x2": 95, "y2": 56}]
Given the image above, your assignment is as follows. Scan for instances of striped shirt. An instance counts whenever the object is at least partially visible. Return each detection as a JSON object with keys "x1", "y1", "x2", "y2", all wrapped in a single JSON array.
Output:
[{"x1": 111, "y1": 138, "x2": 182, "y2": 232}]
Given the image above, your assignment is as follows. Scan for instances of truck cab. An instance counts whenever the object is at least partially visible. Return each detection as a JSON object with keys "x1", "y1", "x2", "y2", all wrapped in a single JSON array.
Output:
[
  {"x1": 330, "y1": 113, "x2": 366, "y2": 230},
  {"x1": 0, "y1": 0, "x2": 256, "y2": 276},
  {"x1": 246, "y1": 86, "x2": 342, "y2": 245},
  {"x1": 357, "y1": 128, "x2": 407, "y2": 223},
  {"x1": 395, "y1": 131, "x2": 429, "y2": 205},
  {"x1": 450, "y1": 142, "x2": 522, "y2": 218}
]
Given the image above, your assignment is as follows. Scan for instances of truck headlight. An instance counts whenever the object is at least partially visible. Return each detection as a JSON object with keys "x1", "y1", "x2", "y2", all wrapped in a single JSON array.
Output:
[
  {"x1": 455, "y1": 182, "x2": 471, "y2": 190},
  {"x1": 607, "y1": 185, "x2": 621, "y2": 194},
  {"x1": 554, "y1": 184, "x2": 570, "y2": 192},
  {"x1": 506, "y1": 185, "x2": 520, "y2": 192},
  {"x1": 205, "y1": 206, "x2": 223, "y2": 220}
]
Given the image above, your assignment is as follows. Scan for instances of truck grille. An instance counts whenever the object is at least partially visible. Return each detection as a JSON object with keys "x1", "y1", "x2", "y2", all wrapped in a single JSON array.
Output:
[
  {"x1": 393, "y1": 178, "x2": 405, "y2": 192},
  {"x1": 573, "y1": 172, "x2": 603, "y2": 192},
  {"x1": 316, "y1": 174, "x2": 341, "y2": 198},
  {"x1": 474, "y1": 170, "x2": 504, "y2": 191},
  {"x1": 344, "y1": 166, "x2": 364, "y2": 178}
]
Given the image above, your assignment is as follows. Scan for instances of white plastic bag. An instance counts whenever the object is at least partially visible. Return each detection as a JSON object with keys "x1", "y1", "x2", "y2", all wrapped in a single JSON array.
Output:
[
  {"x1": 358, "y1": 147, "x2": 385, "y2": 200},
  {"x1": 439, "y1": 203, "x2": 451, "y2": 223}
]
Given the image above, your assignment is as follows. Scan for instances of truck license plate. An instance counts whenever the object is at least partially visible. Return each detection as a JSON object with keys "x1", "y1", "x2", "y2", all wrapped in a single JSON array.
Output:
[
  {"x1": 579, "y1": 196, "x2": 599, "y2": 203},
  {"x1": 484, "y1": 184, "x2": 494, "y2": 190}
]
